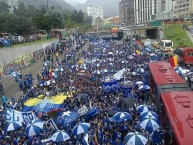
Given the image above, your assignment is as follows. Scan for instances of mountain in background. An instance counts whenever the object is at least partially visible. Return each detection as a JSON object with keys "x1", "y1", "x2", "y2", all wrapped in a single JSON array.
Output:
[
  {"x1": 18, "y1": 0, "x2": 75, "y2": 11},
  {"x1": 66, "y1": 0, "x2": 121, "y2": 17}
]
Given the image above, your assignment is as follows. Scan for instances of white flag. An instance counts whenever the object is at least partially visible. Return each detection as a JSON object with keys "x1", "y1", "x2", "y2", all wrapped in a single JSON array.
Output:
[{"x1": 113, "y1": 68, "x2": 126, "y2": 80}]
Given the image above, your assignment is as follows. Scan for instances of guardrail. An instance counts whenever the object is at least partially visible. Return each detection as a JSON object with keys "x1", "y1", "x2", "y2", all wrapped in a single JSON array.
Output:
[{"x1": 0, "y1": 42, "x2": 57, "y2": 80}]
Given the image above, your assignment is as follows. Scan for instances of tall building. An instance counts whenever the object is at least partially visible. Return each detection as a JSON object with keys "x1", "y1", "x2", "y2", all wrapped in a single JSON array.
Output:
[
  {"x1": 87, "y1": 5, "x2": 104, "y2": 25},
  {"x1": 7, "y1": 0, "x2": 19, "y2": 13},
  {"x1": 119, "y1": 0, "x2": 135, "y2": 25},
  {"x1": 156, "y1": 0, "x2": 174, "y2": 20},
  {"x1": 174, "y1": 0, "x2": 190, "y2": 18},
  {"x1": 134, "y1": 0, "x2": 158, "y2": 23}
]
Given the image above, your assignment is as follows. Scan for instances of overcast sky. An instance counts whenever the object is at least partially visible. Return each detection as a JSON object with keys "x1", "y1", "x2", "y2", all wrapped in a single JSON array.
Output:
[{"x1": 64, "y1": 0, "x2": 87, "y2": 4}]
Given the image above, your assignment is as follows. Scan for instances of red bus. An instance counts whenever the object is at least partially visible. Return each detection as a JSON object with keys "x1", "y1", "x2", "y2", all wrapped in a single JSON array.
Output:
[
  {"x1": 160, "y1": 91, "x2": 193, "y2": 145},
  {"x1": 149, "y1": 62, "x2": 193, "y2": 145}
]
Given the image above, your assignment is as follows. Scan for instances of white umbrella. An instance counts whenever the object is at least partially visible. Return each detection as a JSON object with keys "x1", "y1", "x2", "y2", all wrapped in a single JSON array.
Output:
[
  {"x1": 51, "y1": 130, "x2": 70, "y2": 142},
  {"x1": 135, "y1": 81, "x2": 144, "y2": 85},
  {"x1": 108, "y1": 52, "x2": 114, "y2": 55},
  {"x1": 25, "y1": 119, "x2": 44, "y2": 136},
  {"x1": 72, "y1": 123, "x2": 90, "y2": 135},
  {"x1": 124, "y1": 132, "x2": 148, "y2": 145}
]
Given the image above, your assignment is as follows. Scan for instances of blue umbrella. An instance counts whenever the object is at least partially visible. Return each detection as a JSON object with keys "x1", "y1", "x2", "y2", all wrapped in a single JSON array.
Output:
[
  {"x1": 4, "y1": 122, "x2": 21, "y2": 132},
  {"x1": 140, "y1": 111, "x2": 159, "y2": 119},
  {"x1": 72, "y1": 123, "x2": 90, "y2": 135},
  {"x1": 124, "y1": 132, "x2": 148, "y2": 145},
  {"x1": 136, "y1": 105, "x2": 151, "y2": 113},
  {"x1": 85, "y1": 108, "x2": 100, "y2": 121},
  {"x1": 51, "y1": 130, "x2": 70, "y2": 142},
  {"x1": 57, "y1": 111, "x2": 80, "y2": 125},
  {"x1": 25, "y1": 119, "x2": 44, "y2": 136},
  {"x1": 109, "y1": 112, "x2": 132, "y2": 123},
  {"x1": 140, "y1": 116, "x2": 160, "y2": 133}
]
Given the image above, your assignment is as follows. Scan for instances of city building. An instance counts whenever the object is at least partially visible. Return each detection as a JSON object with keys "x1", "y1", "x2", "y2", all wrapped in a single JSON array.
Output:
[
  {"x1": 7, "y1": 0, "x2": 19, "y2": 13},
  {"x1": 87, "y1": 5, "x2": 104, "y2": 25},
  {"x1": 119, "y1": 0, "x2": 135, "y2": 25},
  {"x1": 156, "y1": 0, "x2": 175, "y2": 20},
  {"x1": 174, "y1": 0, "x2": 190, "y2": 18},
  {"x1": 134, "y1": 0, "x2": 158, "y2": 23},
  {"x1": 190, "y1": 0, "x2": 193, "y2": 22},
  {"x1": 104, "y1": 16, "x2": 121, "y2": 25}
]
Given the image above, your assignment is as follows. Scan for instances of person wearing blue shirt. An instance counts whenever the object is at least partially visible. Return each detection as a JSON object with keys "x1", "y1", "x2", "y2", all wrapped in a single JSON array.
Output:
[
  {"x1": 112, "y1": 138, "x2": 124, "y2": 145},
  {"x1": 2, "y1": 96, "x2": 7, "y2": 107}
]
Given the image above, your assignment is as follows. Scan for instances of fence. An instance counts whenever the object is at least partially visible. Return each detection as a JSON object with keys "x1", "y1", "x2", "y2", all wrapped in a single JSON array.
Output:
[{"x1": 0, "y1": 42, "x2": 56, "y2": 80}]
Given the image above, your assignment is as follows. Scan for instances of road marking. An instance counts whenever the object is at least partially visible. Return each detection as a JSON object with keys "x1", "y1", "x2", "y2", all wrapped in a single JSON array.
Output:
[{"x1": 16, "y1": 91, "x2": 23, "y2": 96}]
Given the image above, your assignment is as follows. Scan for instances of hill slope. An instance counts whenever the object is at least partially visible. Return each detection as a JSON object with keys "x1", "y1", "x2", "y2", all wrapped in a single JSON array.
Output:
[{"x1": 18, "y1": 0, "x2": 74, "y2": 11}]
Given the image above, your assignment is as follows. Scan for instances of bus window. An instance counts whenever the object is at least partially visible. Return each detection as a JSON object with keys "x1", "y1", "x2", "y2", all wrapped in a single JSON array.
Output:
[
  {"x1": 187, "y1": 52, "x2": 193, "y2": 56},
  {"x1": 165, "y1": 41, "x2": 173, "y2": 47}
]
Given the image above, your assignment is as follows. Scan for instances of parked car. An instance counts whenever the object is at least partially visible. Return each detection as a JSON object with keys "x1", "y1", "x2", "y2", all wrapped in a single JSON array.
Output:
[{"x1": 16, "y1": 36, "x2": 25, "y2": 43}]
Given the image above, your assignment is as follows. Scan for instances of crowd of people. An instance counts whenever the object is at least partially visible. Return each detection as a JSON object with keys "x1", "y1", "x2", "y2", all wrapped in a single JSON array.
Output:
[{"x1": 0, "y1": 34, "x2": 176, "y2": 145}]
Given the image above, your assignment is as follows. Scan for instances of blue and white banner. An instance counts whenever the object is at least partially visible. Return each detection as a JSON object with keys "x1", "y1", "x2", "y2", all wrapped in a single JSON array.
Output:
[
  {"x1": 102, "y1": 80, "x2": 119, "y2": 93},
  {"x1": 5, "y1": 108, "x2": 37, "y2": 124},
  {"x1": 45, "y1": 119, "x2": 59, "y2": 131}
]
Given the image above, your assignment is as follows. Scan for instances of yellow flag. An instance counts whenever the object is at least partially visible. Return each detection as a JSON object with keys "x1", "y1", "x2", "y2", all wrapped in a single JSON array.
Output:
[
  {"x1": 173, "y1": 55, "x2": 178, "y2": 67},
  {"x1": 136, "y1": 50, "x2": 141, "y2": 55}
]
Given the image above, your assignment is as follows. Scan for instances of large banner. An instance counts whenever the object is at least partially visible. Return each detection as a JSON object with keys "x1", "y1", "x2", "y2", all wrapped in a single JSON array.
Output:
[{"x1": 5, "y1": 108, "x2": 38, "y2": 124}]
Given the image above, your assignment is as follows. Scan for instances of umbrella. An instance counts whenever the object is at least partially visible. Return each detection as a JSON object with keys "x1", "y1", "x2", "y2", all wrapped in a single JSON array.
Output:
[
  {"x1": 150, "y1": 53, "x2": 156, "y2": 56},
  {"x1": 94, "y1": 70, "x2": 101, "y2": 74},
  {"x1": 137, "y1": 68, "x2": 144, "y2": 73},
  {"x1": 85, "y1": 108, "x2": 100, "y2": 121},
  {"x1": 57, "y1": 111, "x2": 80, "y2": 125},
  {"x1": 51, "y1": 130, "x2": 70, "y2": 142},
  {"x1": 135, "y1": 81, "x2": 144, "y2": 85},
  {"x1": 138, "y1": 85, "x2": 150, "y2": 91},
  {"x1": 44, "y1": 61, "x2": 50, "y2": 66},
  {"x1": 25, "y1": 119, "x2": 44, "y2": 136},
  {"x1": 128, "y1": 55, "x2": 134, "y2": 59},
  {"x1": 109, "y1": 112, "x2": 132, "y2": 123},
  {"x1": 132, "y1": 72, "x2": 137, "y2": 76},
  {"x1": 140, "y1": 111, "x2": 159, "y2": 119},
  {"x1": 121, "y1": 60, "x2": 128, "y2": 64},
  {"x1": 187, "y1": 72, "x2": 193, "y2": 76},
  {"x1": 72, "y1": 123, "x2": 90, "y2": 135},
  {"x1": 124, "y1": 132, "x2": 148, "y2": 145},
  {"x1": 136, "y1": 105, "x2": 151, "y2": 113},
  {"x1": 4, "y1": 122, "x2": 21, "y2": 132},
  {"x1": 10, "y1": 72, "x2": 20, "y2": 77},
  {"x1": 101, "y1": 69, "x2": 108, "y2": 73},
  {"x1": 108, "y1": 52, "x2": 114, "y2": 55},
  {"x1": 140, "y1": 116, "x2": 160, "y2": 133}
]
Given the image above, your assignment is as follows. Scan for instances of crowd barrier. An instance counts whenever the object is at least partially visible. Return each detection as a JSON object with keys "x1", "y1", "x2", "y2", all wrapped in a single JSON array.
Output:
[{"x1": 0, "y1": 42, "x2": 56, "y2": 80}]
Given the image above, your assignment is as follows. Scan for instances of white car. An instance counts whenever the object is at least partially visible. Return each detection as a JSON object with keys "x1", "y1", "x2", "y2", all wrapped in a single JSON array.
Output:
[{"x1": 16, "y1": 36, "x2": 25, "y2": 43}]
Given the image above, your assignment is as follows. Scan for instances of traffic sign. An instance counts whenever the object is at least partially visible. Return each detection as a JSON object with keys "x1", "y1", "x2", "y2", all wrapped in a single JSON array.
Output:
[{"x1": 151, "y1": 20, "x2": 162, "y2": 27}]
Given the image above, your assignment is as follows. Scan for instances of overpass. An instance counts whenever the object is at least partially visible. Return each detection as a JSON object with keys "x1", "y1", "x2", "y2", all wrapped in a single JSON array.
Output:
[{"x1": 132, "y1": 25, "x2": 161, "y2": 40}]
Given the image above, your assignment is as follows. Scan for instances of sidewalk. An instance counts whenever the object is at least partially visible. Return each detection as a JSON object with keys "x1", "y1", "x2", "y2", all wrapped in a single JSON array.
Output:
[{"x1": 186, "y1": 31, "x2": 193, "y2": 44}]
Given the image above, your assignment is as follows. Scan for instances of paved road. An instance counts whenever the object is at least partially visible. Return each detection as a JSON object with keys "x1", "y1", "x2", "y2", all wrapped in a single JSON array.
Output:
[
  {"x1": 0, "y1": 42, "x2": 89, "y2": 104},
  {"x1": 0, "y1": 40, "x2": 56, "y2": 66}
]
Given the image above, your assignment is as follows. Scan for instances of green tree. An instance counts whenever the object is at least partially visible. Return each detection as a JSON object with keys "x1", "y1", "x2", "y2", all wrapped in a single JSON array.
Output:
[{"x1": 0, "y1": 1, "x2": 10, "y2": 13}]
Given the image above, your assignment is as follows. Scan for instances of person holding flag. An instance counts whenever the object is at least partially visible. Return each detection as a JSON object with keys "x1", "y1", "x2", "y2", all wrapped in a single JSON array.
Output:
[{"x1": 49, "y1": 67, "x2": 52, "y2": 79}]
